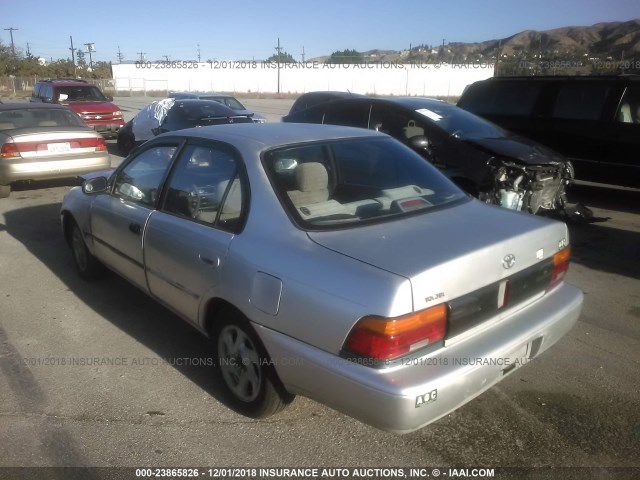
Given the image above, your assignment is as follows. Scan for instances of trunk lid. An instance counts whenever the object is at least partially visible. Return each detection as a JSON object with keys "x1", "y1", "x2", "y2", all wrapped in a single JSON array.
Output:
[{"x1": 308, "y1": 200, "x2": 568, "y2": 313}]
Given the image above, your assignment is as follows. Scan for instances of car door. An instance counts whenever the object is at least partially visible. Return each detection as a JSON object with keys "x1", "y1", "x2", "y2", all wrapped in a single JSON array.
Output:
[
  {"x1": 144, "y1": 141, "x2": 247, "y2": 324},
  {"x1": 90, "y1": 142, "x2": 181, "y2": 291}
]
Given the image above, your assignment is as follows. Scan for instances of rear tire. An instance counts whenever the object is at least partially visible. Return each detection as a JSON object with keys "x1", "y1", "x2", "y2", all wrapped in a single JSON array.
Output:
[
  {"x1": 212, "y1": 309, "x2": 294, "y2": 418},
  {"x1": 70, "y1": 222, "x2": 105, "y2": 280},
  {"x1": 0, "y1": 184, "x2": 10, "y2": 198}
]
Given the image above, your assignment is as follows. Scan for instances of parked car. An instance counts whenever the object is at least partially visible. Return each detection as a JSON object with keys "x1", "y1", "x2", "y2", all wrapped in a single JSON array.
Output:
[
  {"x1": 116, "y1": 98, "x2": 254, "y2": 155},
  {"x1": 61, "y1": 123, "x2": 582, "y2": 433},
  {"x1": 30, "y1": 79, "x2": 124, "y2": 139},
  {"x1": 169, "y1": 92, "x2": 267, "y2": 123},
  {"x1": 457, "y1": 75, "x2": 640, "y2": 188},
  {"x1": 287, "y1": 91, "x2": 364, "y2": 115},
  {"x1": 283, "y1": 95, "x2": 574, "y2": 216},
  {"x1": 0, "y1": 103, "x2": 110, "y2": 198}
]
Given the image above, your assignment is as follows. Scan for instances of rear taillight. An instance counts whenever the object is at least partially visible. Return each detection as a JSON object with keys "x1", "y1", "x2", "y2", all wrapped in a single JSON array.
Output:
[
  {"x1": 343, "y1": 304, "x2": 448, "y2": 361},
  {"x1": 95, "y1": 137, "x2": 107, "y2": 151},
  {"x1": 547, "y1": 247, "x2": 571, "y2": 292},
  {"x1": 1, "y1": 138, "x2": 105, "y2": 154},
  {"x1": 1, "y1": 143, "x2": 20, "y2": 158}
]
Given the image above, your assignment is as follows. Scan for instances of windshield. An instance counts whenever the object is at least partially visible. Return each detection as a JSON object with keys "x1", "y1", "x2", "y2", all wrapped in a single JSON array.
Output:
[
  {"x1": 414, "y1": 102, "x2": 506, "y2": 139},
  {"x1": 56, "y1": 86, "x2": 108, "y2": 102},
  {"x1": 264, "y1": 137, "x2": 467, "y2": 229},
  {"x1": 0, "y1": 108, "x2": 87, "y2": 129}
]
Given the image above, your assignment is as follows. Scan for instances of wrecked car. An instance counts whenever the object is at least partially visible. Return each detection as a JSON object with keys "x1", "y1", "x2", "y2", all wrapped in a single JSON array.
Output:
[
  {"x1": 283, "y1": 95, "x2": 574, "y2": 216},
  {"x1": 117, "y1": 98, "x2": 254, "y2": 155}
]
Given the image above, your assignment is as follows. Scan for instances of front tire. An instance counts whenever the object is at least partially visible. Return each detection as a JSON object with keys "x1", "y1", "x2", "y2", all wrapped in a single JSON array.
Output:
[
  {"x1": 213, "y1": 309, "x2": 294, "y2": 418},
  {"x1": 70, "y1": 222, "x2": 105, "y2": 280}
]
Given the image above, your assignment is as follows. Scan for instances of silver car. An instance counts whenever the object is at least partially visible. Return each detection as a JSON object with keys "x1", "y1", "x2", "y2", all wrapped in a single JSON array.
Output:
[
  {"x1": 60, "y1": 123, "x2": 583, "y2": 433},
  {"x1": 0, "y1": 103, "x2": 111, "y2": 198}
]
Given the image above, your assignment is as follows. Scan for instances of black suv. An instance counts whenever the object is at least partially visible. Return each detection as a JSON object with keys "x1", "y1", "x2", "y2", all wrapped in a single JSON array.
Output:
[
  {"x1": 457, "y1": 75, "x2": 640, "y2": 188},
  {"x1": 283, "y1": 94, "x2": 573, "y2": 216}
]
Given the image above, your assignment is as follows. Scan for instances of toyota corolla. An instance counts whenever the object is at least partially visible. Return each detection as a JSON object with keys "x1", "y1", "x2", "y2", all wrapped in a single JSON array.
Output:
[{"x1": 60, "y1": 123, "x2": 582, "y2": 433}]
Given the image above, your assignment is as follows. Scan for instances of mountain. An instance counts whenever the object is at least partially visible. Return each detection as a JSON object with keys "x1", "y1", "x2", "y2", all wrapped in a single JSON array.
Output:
[
  {"x1": 310, "y1": 19, "x2": 640, "y2": 64},
  {"x1": 438, "y1": 19, "x2": 640, "y2": 61}
]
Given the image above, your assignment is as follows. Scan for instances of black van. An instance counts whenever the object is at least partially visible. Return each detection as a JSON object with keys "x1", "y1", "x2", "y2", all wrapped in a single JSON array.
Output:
[{"x1": 457, "y1": 75, "x2": 640, "y2": 188}]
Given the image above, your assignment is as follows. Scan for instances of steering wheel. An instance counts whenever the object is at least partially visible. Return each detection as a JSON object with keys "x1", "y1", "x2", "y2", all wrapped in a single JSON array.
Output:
[{"x1": 187, "y1": 184, "x2": 202, "y2": 217}]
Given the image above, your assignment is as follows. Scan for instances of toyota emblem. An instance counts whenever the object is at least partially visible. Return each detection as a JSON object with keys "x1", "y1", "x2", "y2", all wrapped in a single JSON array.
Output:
[{"x1": 503, "y1": 254, "x2": 516, "y2": 269}]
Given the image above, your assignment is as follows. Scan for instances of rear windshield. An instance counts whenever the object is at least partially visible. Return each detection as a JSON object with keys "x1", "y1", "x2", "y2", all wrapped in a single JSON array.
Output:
[
  {"x1": 264, "y1": 137, "x2": 467, "y2": 229},
  {"x1": 0, "y1": 108, "x2": 86, "y2": 129},
  {"x1": 167, "y1": 102, "x2": 230, "y2": 121},
  {"x1": 202, "y1": 96, "x2": 245, "y2": 110}
]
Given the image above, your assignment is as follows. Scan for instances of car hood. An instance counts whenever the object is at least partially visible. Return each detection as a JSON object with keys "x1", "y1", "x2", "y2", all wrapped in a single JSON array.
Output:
[
  {"x1": 63, "y1": 101, "x2": 120, "y2": 113},
  {"x1": 464, "y1": 136, "x2": 565, "y2": 165},
  {"x1": 307, "y1": 200, "x2": 568, "y2": 311}
]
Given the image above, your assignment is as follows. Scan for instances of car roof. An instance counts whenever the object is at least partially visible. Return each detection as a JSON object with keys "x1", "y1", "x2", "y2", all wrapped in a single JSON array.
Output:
[
  {"x1": 474, "y1": 75, "x2": 640, "y2": 84},
  {"x1": 156, "y1": 122, "x2": 385, "y2": 149},
  {"x1": 38, "y1": 79, "x2": 96, "y2": 86},
  {"x1": 170, "y1": 92, "x2": 234, "y2": 98},
  {"x1": 0, "y1": 102, "x2": 72, "y2": 111}
]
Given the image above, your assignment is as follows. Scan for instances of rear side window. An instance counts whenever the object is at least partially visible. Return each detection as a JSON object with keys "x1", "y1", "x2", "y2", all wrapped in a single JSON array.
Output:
[
  {"x1": 551, "y1": 84, "x2": 610, "y2": 121},
  {"x1": 458, "y1": 82, "x2": 542, "y2": 116},
  {"x1": 324, "y1": 102, "x2": 370, "y2": 128}
]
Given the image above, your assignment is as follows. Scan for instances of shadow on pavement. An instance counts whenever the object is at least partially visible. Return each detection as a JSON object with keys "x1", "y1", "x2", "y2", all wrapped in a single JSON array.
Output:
[{"x1": 2, "y1": 202, "x2": 225, "y2": 404}]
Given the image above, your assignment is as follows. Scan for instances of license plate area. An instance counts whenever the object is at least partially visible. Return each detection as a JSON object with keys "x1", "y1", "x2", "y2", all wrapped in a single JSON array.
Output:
[
  {"x1": 46, "y1": 142, "x2": 71, "y2": 154},
  {"x1": 502, "y1": 341, "x2": 531, "y2": 376}
]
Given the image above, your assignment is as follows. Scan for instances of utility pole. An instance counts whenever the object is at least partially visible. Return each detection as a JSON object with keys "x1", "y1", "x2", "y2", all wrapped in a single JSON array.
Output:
[
  {"x1": 117, "y1": 46, "x2": 124, "y2": 64},
  {"x1": 137, "y1": 52, "x2": 146, "y2": 62},
  {"x1": 163, "y1": 55, "x2": 170, "y2": 62},
  {"x1": 275, "y1": 37, "x2": 283, "y2": 95},
  {"x1": 69, "y1": 36, "x2": 76, "y2": 76},
  {"x1": 494, "y1": 39, "x2": 502, "y2": 76},
  {"x1": 197, "y1": 44, "x2": 201, "y2": 62},
  {"x1": 84, "y1": 42, "x2": 95, "y2": 70},
  {"x1": 4, "y1": 27, "x2": 18, "y2": 56},
  {"x1": 301, "y1": 46, "x2": 305, "y2": 62}
]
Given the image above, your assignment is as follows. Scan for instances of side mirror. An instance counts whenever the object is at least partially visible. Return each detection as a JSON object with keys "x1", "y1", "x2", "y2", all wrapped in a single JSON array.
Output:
[
  {"x1": 82, "y1": 176, "x2": 108, "y2": 194},
  {"x1": 105, "y1": 95, "x2": 114, "y2": 101},
  {"x1": 409, "y1": 135, "x2": 433, "y2": 157}
]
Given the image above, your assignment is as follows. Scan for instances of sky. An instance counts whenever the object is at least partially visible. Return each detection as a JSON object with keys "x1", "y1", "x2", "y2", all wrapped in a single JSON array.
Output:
[{"x1": 2, "y1": 0, "x2": 639, "y2": 63}]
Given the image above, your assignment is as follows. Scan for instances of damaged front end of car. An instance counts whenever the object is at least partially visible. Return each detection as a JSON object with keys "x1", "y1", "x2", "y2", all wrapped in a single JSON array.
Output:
[{"x1": 479, "y1": 157, "x2": 574, "y2": 216}]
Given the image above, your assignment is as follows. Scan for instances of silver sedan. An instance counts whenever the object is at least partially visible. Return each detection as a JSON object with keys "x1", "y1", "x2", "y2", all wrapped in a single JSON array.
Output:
[
  {"x1": 60, "y1": 123, "x2": 583, "y2": 433},
  {"x1": 0, "y1": 102, "x2": 110, "y2": 198}
]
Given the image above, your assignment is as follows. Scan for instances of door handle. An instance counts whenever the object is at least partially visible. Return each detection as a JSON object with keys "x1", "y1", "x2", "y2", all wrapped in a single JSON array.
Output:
[
  {"x1": 129, "y1": 223, "x2": 142, "y2": 235},
  {"x1": 199, "y1": 254, "x2": 220, "y2": 268}
]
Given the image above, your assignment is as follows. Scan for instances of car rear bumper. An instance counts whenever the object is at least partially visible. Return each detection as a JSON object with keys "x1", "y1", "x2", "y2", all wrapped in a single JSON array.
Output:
[
  {"x1": 0, "y1": 153, "x2": 111, "y2": 184},
  {"x1": 256, "y1": 282, "x2": 583, "y2": 433}
]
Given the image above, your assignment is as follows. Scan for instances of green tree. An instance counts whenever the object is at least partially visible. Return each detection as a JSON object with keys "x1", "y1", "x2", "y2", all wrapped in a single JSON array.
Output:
[
  {"x1": 266, "y1": 51, "x2": 296, "y2": 63},
  {"x1": 327, "y1": 49, "x2": 364, "y2": 64},
  {"x1": 76, "y1": 49, "x2": 86, "y2": 67}
]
